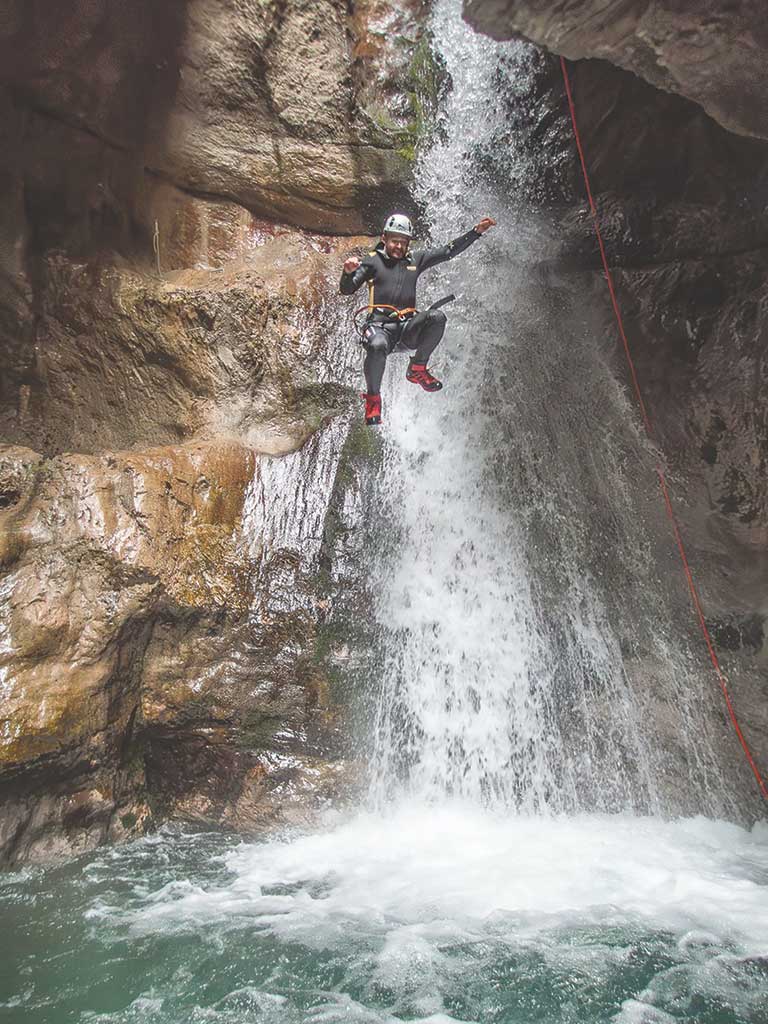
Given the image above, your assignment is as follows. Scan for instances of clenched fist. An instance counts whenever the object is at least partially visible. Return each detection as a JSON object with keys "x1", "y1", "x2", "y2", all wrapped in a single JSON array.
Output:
[
  {"x1": 474, "y1": 217, "x2": 496, "y2": 235},
  {"x1": 343, "y1": 256, "x2": 361, "y2": 274}
]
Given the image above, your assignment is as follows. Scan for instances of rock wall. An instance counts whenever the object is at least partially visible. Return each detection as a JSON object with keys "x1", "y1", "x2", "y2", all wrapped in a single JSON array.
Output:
[
  {"x1": 0, "y1": 0, "x2": 409, "y2": 242},
  {"x1": 0, "y1": 238, "x2": 368, "y2": 865},
  {"x1": 463, "y1": 0, "x2": 768, "y2": 140},
  {"x1": 464, "y1": 1, "x2": 768, "y2": 793},
  {"x1": 0, "y1": 0, "x2": 426, "y2": 865}
]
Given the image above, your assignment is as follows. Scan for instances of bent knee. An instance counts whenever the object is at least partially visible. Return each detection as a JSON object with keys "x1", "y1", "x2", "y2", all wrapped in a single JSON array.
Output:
[
  {"x1": 428, "y1": 309, "x2": 447, "y2": 328},
  {"x1": 363, "y1": 330, "x2": 389, "y2": 356}
]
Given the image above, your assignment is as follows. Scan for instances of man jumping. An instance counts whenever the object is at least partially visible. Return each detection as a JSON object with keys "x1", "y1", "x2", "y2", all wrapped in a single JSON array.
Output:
[{"x1": 340, "y1": 213, "x2": 496, "y2": 425}]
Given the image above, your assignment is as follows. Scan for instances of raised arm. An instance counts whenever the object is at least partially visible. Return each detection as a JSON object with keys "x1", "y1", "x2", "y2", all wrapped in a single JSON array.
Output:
[
  {"x1": 415, "y1": 217, "x2": 496, "y2": 273},
  {"x1": 340, "y1": 255, "x2": 373, "y2": 295}
]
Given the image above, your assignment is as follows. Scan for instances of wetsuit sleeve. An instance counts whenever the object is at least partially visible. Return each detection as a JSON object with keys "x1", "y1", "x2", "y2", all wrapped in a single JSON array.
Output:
[
  {"x1": 414, "y1": 228, "x2": 482, "y2": 272},
  {"x1": 339, "y1": 258, "x2": 374, "y2": 295}
]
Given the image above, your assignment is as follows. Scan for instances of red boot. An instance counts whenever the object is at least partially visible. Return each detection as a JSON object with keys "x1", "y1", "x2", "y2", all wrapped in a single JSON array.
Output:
[
  {"x1": 362, "y1": 392, "x2": 382, "y2": 425},
  {"x1": 406, "y1": 361, "x2": 443, "y2": 392}
]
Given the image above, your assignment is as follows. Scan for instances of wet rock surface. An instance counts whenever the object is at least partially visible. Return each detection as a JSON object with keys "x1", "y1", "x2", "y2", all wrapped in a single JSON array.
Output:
[
  {"x1": 463, "y1": 0, "x2": 768, "y2": 141},
  {"x1": 0, "y1": 231, "x2": 374, "y2": 865},
  {"x1": 0, "y1": 0, "x2": 421, "y2": 864},
  {"x1": 0, "y1": 0, "x2": 411, "y2": 238},
  {"x1": 0, "y1": 188, "x2": 379, "y2": 865},
  {"x1": 0, "y1": 414, "x2": 369, "y2": 864},
  {"x1": 1, "y1": 232, "x2": 357, "y2": 457},
  {"x1": 0, "y1": 441, "x2": 239, "y2": 863}
]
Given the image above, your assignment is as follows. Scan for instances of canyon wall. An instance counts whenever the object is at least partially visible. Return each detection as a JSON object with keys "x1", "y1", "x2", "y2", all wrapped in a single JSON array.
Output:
[
  {"x1": 2, "y1": 0, "x2": 767, "y2": 864},
  {"x1": 0, "y1": 0, "x2": 426, "y2": 865}
]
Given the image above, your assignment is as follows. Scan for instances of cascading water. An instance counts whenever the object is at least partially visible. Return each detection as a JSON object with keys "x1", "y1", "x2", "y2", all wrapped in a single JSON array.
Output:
[
  {"x1": 368, "y1": 0, "x2": 738, "y2": 818},
  {"x1": 240, "y1": 293, "x2": 359, "y2": 620},
  {"x1": 3, "y1": 4, "x2": 767, "y2": 1023},
  {"x1": 367, "y1": 16, "x2": 572, "y2": 811}
]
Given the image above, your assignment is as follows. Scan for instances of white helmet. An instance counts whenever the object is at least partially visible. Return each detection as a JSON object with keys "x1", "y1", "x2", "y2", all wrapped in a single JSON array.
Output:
[{"x1": 382, "y1": 213, "x2": 413, "y2": 237}]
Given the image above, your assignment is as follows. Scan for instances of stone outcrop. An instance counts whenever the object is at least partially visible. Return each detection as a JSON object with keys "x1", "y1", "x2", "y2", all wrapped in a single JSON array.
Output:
[
  {"x1": 0, "y1": 244, "x2": 372, "y2": 864},
  {"x1": 463, "y1": 0, "x2": 768, "y2": 141},
  {"x1": 1, "y1": 231, "x2": 356, "y2": 457},
  {"x1": 0, "y1": 425, "x2": 365, "y2": 863},
  {"x1": 0, "y1": 0, "x2": 412, "y2": 241},
  {"x1": 0, "y1": 441, "x2": 251, "y2": 862}
]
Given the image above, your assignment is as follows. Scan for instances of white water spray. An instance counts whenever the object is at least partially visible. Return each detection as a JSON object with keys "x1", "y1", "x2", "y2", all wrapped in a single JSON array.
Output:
[
  {"x1": 368, "y1": 5, "x2": 560, "y2": 810},
  {"x1": 368, "y1": 0, "x2": 738, "y2": 817}
]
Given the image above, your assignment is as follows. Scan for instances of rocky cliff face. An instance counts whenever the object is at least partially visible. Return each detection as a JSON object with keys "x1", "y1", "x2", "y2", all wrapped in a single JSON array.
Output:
[
  {"x1": 0, "y1": 0, "x2": 424, "y2": 866},
  {"x1": 1, "y1": 0, "x2": 411, "y2": 242},
  {"x1": 463, "y1": 0, "x2": 768, "y2": 140},
  {"x1": 464, "y1": 1, "x2": 768, "y2": 792},
  {"x1": 3, "y1": 0, "x2": 768, "y2": 864}
]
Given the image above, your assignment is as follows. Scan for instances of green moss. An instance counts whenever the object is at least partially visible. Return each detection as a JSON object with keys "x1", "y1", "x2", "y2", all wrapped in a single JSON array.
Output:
[
  {"x1": 398, "y1": 34, "x2": 448, "y2": 163},
  {"x1": 405, "y1": 35, "x2": 448, "y2": 159},
  {"x1": 120, "y1": 812, "x2": 138, "y2": 830},
  {"x1": 310, "y1": 415, "x2": 381, "y2": 715},
  {"x1": 313, "y1": 613, "x2": 350, "y2": 667},
  {"x1": 335, "y1": 418, "x2": 383, "y2": 488},
  {"x1": 237, "y1": 711, "x2": 283, "y2": 750},
  {"x1": 124, "y1": 742, "x2": 146, "y2": 777},
  {"x1": 311, "y1": 417, "x2": 380, "y2": 604},
  {"x1": 360, "y1": 34, "x2": 447, "y2": 165}
]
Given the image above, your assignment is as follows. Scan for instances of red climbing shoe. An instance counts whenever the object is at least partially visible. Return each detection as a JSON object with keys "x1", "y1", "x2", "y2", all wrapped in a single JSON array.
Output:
[
  {"x1": 362, "y1": 392, "x2": 382, "y2": 425},
  {"x1": 406, "y1": 361, "x2": 443, "y2": 392}
]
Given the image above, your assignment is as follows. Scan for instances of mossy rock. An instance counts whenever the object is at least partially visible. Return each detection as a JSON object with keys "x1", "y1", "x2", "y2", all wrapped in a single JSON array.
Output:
[
  {"x1": 237, "y1": 711, "x2": 285, "y2": 751},
  {"x1": 362, "y1": 33, "x2": 448, "y2": 165},
  {"x1": 398, "y1": 34, "x2": 449, "y2": 162}
]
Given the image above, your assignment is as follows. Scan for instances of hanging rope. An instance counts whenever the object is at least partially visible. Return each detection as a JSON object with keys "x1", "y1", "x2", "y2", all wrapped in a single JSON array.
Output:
[{"x1": 559, "y1": 55, "x2": 768, "y2": 801}]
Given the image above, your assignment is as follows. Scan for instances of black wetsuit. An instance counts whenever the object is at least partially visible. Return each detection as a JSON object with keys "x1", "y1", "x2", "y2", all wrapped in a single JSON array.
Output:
[{"x1": 339, "y1": 228, "x2": 482, "y2": 395}]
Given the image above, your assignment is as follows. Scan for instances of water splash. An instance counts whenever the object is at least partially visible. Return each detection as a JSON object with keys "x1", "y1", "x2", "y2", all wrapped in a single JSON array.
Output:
[{"x1": 11, "y1": 809, "x2": 763, "y2": 1023}]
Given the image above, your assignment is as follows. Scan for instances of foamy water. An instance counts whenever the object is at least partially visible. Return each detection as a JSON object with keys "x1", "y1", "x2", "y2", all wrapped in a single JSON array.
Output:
[
  {"x1": 4, "y1": 808, "x2": 767, "y2": 1022},
  {"x1": 129, "y1": 806, "x2": 768, "y2": 953}
]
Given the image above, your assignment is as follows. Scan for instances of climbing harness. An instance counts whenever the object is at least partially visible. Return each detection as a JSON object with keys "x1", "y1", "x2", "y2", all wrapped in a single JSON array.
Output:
[
  {"x1": 560, "y1": 56, "x2": 768, "y2": 801},
  {"x1": 352, "y1": 303, "x2": 417, "y2": 335},
  {"x1": 352, "y1": 294, "x2": 456, "y2": 338}
]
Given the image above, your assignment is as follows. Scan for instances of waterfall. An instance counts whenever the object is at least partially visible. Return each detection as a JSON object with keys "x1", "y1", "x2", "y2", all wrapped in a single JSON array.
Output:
[
  {"x1": 8, "y1": 7, "x2": 766, "y2": 1021},
  {"x1": 368, "y1": 0, "x2": 739, "y2": 818}
]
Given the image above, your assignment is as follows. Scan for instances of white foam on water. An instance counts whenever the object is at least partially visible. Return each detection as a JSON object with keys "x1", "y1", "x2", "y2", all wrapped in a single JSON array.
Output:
[
  {"x1": 101, "y1": 807, "x2": 768, "y2": 1019},
  {"x1": 126, "y1": 806, "x2": 768, "y2": 956}
]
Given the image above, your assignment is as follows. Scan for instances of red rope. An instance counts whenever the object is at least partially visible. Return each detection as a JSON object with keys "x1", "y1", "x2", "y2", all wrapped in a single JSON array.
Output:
[{"x1": 559, "y1": 55, "x2": 768, "y2": 801}]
